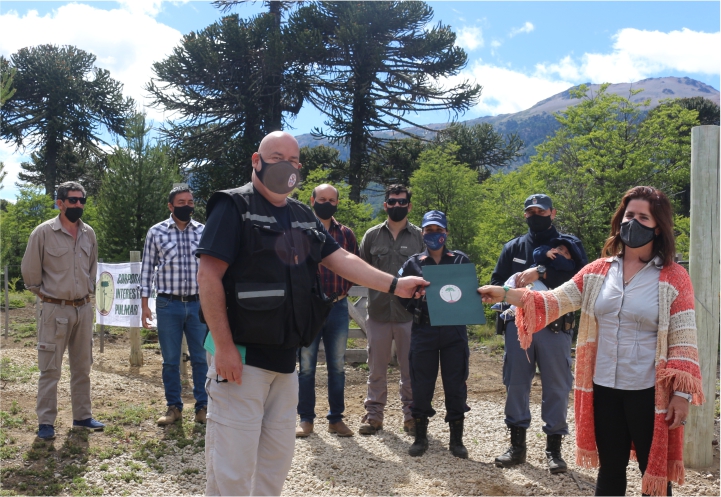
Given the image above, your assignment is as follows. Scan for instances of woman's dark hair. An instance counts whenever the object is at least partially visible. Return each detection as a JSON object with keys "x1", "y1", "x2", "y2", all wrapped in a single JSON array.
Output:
[{"x1": 601, "y1": 186, "x2": 676, "y2": 266}]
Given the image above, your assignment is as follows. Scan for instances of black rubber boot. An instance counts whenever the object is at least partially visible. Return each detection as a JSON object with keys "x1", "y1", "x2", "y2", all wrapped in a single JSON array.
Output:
[
  {"x1": 545, "y1": 434, "x2": 568, "y2": 474},
  {"x1": 448, "y1": 419, "x2": 468, "y2": 459},
  {"x1": 408, "y1": 417, "x2": 429, "y2": 457},
  {"x1": 494, "y1": 426, "x2": 527, "y2": 468}
]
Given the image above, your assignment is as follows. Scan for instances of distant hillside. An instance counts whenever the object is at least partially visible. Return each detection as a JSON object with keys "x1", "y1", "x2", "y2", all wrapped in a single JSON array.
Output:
[{"x1": 296, "y1": 76, "x2": 720, "y2": 167}]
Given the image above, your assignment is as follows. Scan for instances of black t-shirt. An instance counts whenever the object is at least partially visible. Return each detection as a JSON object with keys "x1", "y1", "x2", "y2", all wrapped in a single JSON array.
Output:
[{"x1": 196, "y1": 194, "x2": 341, "y2": 373}]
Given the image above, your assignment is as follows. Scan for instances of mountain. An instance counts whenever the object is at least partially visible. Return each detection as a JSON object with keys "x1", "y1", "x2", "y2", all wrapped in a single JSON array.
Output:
[{"x1": 296, "y1": 77, "x2": 720, "y2": 166}]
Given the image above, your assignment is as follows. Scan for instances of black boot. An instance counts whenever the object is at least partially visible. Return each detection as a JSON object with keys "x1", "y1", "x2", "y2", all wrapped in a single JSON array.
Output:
[
  {"x1": 494, "y1": 426, "x2": 527, "y2": 468},
  {"x1": 448, "y1": 419, "x2": 468, "y2": 459},
  {"x1": 408, "y1": 417, "x2": 429, "y2": 457},
  {"x1": 545, "y1": 434, "x2": 567, "y2": 474}
]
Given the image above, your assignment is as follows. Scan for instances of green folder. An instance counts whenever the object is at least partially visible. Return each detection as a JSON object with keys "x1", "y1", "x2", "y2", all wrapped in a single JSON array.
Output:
[{"x1": 423, "y1": 264, "x2": 486, "y2": 326}]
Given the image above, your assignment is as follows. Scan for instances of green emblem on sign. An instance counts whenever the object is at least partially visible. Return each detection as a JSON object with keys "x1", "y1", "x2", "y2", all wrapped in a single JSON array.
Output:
[{"x1": 96, "y1": 272, "x2": 114, "y2": 316}]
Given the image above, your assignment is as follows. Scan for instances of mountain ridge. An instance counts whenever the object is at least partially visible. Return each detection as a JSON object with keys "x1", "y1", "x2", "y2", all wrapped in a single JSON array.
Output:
[{"x1": 296, "y1": 76, "x2": 719, "y2": 165}]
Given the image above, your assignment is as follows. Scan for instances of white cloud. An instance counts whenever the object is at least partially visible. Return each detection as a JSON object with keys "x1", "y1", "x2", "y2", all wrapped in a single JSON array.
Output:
[
  {"x1": 456, "y1": 26, "x2": 484, "y2": 51},
  {"x1": 0, "y1": 3, "x2": 183, "y2": 117},
  {"x1": 509, "y1": 22, "x2": 534, "y2": 38},
  {"x1": 460, "y1": 62, "x2": 572, "y2": 116},
  {"x1": 0, "y1": 142, "x2": 28, "y2": 202},
  {"x1": 536, "y1": 28, "x2": 720, "y2": 84}
]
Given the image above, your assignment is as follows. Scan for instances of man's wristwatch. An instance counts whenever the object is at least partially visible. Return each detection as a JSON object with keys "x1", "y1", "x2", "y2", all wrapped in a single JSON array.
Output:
[
  {"x1": 389, "y1": 276, "x2": 399, "y2": 295},
  {"x1": 673, "y1": 391, "x2": 692, "y2": 402},
  {"x1": 536, "y1": 265, "x2": 547, "y2": 279}
]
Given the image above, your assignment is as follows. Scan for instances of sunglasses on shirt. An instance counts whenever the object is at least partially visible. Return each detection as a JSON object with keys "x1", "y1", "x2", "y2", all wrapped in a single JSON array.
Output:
[
  {"x1": 63, "y1": 197, "x2": 87, "y2": 205},
  {"x1": 386, "y1": 198, "x2": 409, "y2": 206}
]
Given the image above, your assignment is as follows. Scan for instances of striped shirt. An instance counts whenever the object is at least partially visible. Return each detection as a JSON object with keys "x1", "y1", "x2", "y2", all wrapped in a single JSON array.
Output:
[
  {"x1": 139, "y1": 216, "x2": 204, "y2": 298},
  {"x1": 320, "y1": 217, "x2": 360, "y2": 299}
]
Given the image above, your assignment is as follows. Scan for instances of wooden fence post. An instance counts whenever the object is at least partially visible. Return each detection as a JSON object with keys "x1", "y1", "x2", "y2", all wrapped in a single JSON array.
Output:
[
  {"x1": 3, "y1": 265, "x2": 8, "y2": 338},
  {"x1": 129, "y1": 251, "x2": 144, "y2": 366},
  {"x1": 684, "y1": 125, "x2": 720, "y2": 468}
]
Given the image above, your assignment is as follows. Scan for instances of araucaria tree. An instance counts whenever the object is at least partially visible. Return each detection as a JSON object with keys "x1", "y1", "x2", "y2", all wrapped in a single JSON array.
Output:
[
  {"x1": 292, "y1": 1, "x2": 482, "y2": 201},
  {"x1": 0, "y1": 45, "x2": 134, "y2": 196},
  {"x1": 97, "y1": 113, "x2": 180, "y2": 261},
  {"x1": 146, "y1": 11, "x2": 317, "y2": 199}
]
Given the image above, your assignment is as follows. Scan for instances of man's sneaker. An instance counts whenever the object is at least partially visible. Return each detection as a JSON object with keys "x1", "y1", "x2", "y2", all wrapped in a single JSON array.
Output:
[
  {"x1": 328, "y1": 421, "x2": 354, "y2": 437},
  {"x1": 37, "y1": 424, "x2": 55, "y2": 440},
  {"x1": 157, "y1": 406, "x2": 182, "y2": 426},
  {"x1": 358, "y1": 419, "x2": 382, "y2": 435},
  {"x1": 295, "y1": 421, "x2": 313, "y2": 438},
  {"x1": 73, "y1": 418, "x2": 105, "y2": 431},
  {"x1": 195, "y1": 406, "x2": 207, "y2": 424},
  {"x1": 403, "y1": 419, "x2": 416, "y2": 436}
]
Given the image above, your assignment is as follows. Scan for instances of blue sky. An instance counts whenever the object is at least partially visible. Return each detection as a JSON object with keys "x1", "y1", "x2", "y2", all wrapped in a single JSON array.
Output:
[{"x1": 1, "y1": 1, "x2": 719, "y2": 200}]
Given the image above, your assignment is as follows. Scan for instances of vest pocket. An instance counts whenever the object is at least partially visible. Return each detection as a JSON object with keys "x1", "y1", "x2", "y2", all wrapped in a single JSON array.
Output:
[
  {"x1": 232, "y1": 282, "x2": 287, "y2": 346},
  {"x1": 37, "y1": 342, "x2": 57, "y2": 371}
]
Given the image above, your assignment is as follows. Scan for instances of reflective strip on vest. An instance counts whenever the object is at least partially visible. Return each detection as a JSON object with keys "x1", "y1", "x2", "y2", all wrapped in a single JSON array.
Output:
[
  {"x1": 237, "y1": 289, "x2": 286, "y2": 299},
  {"x1": 291, "y1": 221, "x2": 317, "y2": 229},
  {"x1": 241, "y1": 212, "x2": 277, "y2": 224}
]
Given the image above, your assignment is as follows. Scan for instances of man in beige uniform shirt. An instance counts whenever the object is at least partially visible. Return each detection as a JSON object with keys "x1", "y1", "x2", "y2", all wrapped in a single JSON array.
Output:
[
  {"x1": 358, "y1": 184, "x2": 424, "y2": 435},
  {"x1": 22, "y1": 181, "x2": 104, "y2": 440}
]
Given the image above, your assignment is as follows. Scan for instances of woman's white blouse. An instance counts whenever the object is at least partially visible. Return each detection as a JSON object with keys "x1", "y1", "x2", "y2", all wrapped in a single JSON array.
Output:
[{"x1": 593, "y1": 256, "x2": 662, "y2": 390}]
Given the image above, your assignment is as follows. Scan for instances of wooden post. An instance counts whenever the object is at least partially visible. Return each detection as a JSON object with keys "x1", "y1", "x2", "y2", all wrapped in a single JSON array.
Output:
[
  {"x1": 3, "y1": 265, "x2": 8, "y2": 338},
  {"x1": 129, "y1": 251, "x2": 144, "y2": 366},
  {"x1": 98, "y1": 258, "x2": 104, "y2": 354},
  {"x1": 684, "y1": 125, "x2": 720, "y2": 468}
]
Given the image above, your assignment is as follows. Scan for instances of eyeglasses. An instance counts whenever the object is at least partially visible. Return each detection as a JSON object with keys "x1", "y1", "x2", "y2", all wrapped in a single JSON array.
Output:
[
  {"x1": 64, "y1": 197, "x2": 87, "y2": 205},
  {"x1": 386, "y1": 198, "x2": 409, "y2": 206}
]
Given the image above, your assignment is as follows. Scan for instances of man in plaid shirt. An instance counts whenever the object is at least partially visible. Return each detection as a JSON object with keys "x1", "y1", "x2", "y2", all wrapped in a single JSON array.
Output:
[
  {"x1": 295, "y1": 184, "x2": 360, "y2": 438},
  {"x1": 140, "y1": 186, "x2": 208, "y2": 425}
]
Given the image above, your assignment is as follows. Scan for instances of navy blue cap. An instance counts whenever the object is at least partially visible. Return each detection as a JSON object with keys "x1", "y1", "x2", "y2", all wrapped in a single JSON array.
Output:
[
  {"x1": 524, "y1": 194, "x2": 553, "y2": 211},
  {"x1": 422, "y1": 210, "x2": 447, "y2": 229}
]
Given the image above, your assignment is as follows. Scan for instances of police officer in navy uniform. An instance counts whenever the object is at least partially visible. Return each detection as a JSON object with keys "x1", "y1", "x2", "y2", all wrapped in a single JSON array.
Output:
[
  {"x1": 491, "y1": 193, "x2": 587, "y2": 474},
  {"x1": 397, "y1": 210, "x2": 472, "y2": 459}
]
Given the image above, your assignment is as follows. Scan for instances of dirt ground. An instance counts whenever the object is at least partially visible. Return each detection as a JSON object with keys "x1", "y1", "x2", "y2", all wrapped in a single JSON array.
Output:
[{"x1": 1, "y1": 303, "x2": 719, "y2": 496}]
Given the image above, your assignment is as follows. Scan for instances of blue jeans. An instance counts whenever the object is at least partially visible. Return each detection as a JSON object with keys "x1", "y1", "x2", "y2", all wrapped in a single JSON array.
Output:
[
  {"x1": 156, "y1": 297, "x2": 208, "y2": 412},
  {"x1": 297, "y1": 298, "x2": 348, "y2": 424}
]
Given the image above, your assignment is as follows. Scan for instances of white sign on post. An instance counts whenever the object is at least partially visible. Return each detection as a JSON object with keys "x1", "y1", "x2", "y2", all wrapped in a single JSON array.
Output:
[{"x1": 95, "y1": 262, "x2": 156, "y2": 327}]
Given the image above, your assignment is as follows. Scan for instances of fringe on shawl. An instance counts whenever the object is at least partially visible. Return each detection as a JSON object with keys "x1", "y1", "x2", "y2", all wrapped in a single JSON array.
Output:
[
  {"x1": 667, "y1": 459, "x2": 685, "y2": 485},
  {"x1": 514, "y1": 289, "x2": 535, "y2": 350},
  {"x1": 575, "y1": 448, "x2": 599, "y2": 468},
  {"x1": 642, "y1": 474, "x2": 671, "y2": 497},
  {"x1": 656, "y1": 369, "x2": 706, "y2": 405}
]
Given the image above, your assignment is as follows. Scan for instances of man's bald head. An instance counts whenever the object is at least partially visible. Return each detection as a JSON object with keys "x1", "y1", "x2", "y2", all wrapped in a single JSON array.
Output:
[
  {"x1": 312, "y1": 183, "x2": 339, "y2": 201},
  {"x1": 257, "y1": 131, "x2": 300, "y2": 164}
]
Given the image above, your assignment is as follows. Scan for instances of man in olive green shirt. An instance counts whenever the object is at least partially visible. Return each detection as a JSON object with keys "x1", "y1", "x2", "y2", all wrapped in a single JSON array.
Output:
[
  {"x1": 358, "y1": 184, "x2": 424, "y2": 435},
  {"x1": 22, "y1": 181, "x2": 104, "y2": 440}
]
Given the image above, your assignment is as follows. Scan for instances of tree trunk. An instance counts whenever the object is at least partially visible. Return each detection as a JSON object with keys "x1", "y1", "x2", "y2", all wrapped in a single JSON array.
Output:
[
  {"x1": 44, "y1": 136, "x2": 59, "y2": 197},
  {"x1": 267, "y1": 1, "x2": 283, "y2": 132}
]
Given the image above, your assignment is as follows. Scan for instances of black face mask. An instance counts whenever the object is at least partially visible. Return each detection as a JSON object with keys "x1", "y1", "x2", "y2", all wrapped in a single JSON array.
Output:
[
  {"x1": 620, "y1": 219, "x2": 656, "y2": 248},
  {"x1": 387, "y1": 206, "x2": 408, "y2": 222},
  {"x1": 173, "y1": 205, "x2": 194, "y2": 222},
  {"x1": 313, "y1": 201, "x2": 337, "y2": 220},
  {"x1": 257, "y1": 156, "x2": 301, "y2": 194},
  {"x1": 64, "y1": 207, "x2": 83, "y2": 223},
  {"x1": 526, "y1": 214, "x2": 553, "y2": 233}
]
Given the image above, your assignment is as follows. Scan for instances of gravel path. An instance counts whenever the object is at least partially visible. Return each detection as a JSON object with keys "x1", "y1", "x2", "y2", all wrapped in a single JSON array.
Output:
[{"x1": 1, "y1": 334, "x2": 719, "y2": 496}]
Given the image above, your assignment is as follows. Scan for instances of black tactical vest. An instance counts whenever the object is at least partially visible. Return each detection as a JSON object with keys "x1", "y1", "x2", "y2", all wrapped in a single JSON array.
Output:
[{"x1": 205, "y1": 183, "x2": 332, "y2": 349}]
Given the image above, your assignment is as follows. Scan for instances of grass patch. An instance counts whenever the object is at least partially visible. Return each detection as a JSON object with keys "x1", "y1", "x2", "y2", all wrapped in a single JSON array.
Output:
[
  {"x1": 105, "y1": 403, "x2": 154, "y2": 426},
  {"x1": 357, "y1": 363, "x2": 369, "y2": 371},
  {"x1": 13, "y1": 322, "x2": 36, "y2": 338},
  {"x1": 347, "y1": 338, "x2": 358, "y2": 349},
  {"x1": 0, "y1": 445, "x2": 18, "y2": 458},
  {"x1": 90, "y1": 446, "x2": 124, "y2": 460},
  {"x1": 0, "y1": 405, "x2": 27, "y2": 429},
  {"x1": 181, "y1": 467, "x2": 199, "y2": 475},
  {"x1": 0, "y1": 357, "x2": 39, "y2": 383},
  {"x1": 141, "y1": 343, "x2": 160, "y2": 350}
]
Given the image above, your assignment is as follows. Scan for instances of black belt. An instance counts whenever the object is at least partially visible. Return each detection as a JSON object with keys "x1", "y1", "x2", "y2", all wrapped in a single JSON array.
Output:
[{"x1": 157, "y1": 293, "x2": 199, "y2": 302}]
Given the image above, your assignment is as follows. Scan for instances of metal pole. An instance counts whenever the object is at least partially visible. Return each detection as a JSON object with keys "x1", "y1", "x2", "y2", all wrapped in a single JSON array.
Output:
[{"x1": 4, "y1": 265, "x2": 8, "y2": 338}]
